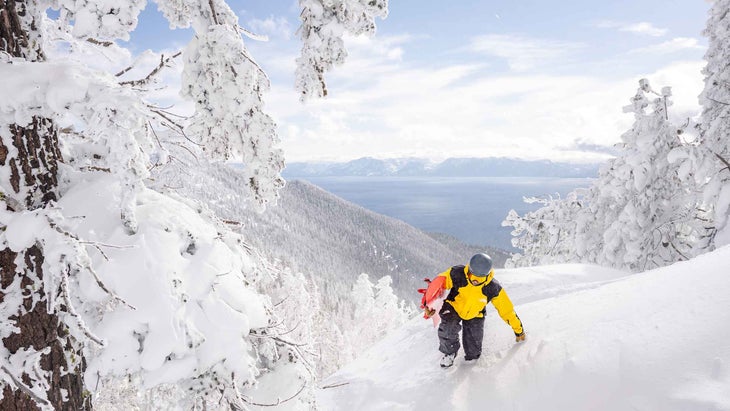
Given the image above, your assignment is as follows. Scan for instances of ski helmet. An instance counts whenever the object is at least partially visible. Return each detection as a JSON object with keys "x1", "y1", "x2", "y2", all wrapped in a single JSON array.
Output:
[{"x1": 468, "y1": 253, "x2": 493, "y2": 277}]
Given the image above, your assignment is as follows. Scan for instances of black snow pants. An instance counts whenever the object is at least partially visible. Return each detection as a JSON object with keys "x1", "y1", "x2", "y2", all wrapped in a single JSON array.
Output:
[{"x1": 438, "y1": 302, "x2": 485, "y2": 360}]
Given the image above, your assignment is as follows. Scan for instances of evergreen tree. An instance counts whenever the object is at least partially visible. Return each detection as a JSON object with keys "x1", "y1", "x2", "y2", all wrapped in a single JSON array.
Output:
[
  {"x1": 585, "y1": 80, "x2": 694, "y2": 271},
  {"x1": 506, "y1": 80, "x2": 696, "y2": 271},
  {"x1": 0, "y1": 0, "x2": 387, "y2": 408},
  {"x1": 503, "y1": 191, "x2": 586, "y2": 268},
  {"x1": 671, "y1": 0, "x2": 730, "y2": 249},
  {"x1": 373, "y1": 276, "x2": 411, "y2": 336},
  {"x1": 344, "y1": 274, "x2": 411, "y2": 357},
  {"x1": 296, "y1": 0, "x2": 388, "y2": 101},
  {"x1": 351, "y1": 273, "x2": 376, "y2": 322}
]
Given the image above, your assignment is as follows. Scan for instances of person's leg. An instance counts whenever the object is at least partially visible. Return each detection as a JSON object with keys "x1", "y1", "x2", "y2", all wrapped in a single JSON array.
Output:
[
  {"x1": 462, "y1": 315, "x2": 485, "y2": 360},
  {"x1": 437, "y1": 304, "x2": 462, "y2": 355}
]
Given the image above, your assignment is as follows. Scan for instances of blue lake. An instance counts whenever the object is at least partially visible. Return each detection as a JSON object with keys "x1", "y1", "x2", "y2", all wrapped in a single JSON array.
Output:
[{"x1": 296, "y1": 177, "x2": 593, "y2": 251}]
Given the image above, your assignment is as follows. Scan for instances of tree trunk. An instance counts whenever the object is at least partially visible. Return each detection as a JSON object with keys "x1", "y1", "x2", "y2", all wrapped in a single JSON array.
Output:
[{"x1": 1, "y1": 1, "x2": 90, "y2": 409}]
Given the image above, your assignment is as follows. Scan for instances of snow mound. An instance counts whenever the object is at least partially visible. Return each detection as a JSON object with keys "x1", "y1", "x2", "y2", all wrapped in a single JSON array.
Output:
[
  {"x1": 318, "y1": 249, "x2": 730, "y2": 410},
  {"x1": 56, "y1": 173, "x2": 268, "y2": 395}
]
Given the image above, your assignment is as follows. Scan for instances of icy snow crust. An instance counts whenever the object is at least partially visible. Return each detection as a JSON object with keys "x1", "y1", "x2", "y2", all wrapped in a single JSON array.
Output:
[{"x1": 318, "y1": 252, "x2": 730, "y2": 410}]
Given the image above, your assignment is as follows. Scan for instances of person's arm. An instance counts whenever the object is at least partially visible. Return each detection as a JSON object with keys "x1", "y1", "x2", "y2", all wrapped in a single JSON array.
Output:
[
  {"x1": 487, "y1": 281, "x2": 525, "y2": 340},
  {"x1": 436, "y1": 268, "x2": 453, "y2": 289}
]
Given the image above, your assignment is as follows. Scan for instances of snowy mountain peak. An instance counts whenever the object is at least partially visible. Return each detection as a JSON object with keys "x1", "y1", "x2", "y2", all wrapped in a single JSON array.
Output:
[{"x1": 283, "y1": 157, "x2": 600, "y2": 178}]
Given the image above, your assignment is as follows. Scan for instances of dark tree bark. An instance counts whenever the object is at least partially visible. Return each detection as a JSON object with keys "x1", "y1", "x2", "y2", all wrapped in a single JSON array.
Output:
[
  {"x1": 0, "y1": 0, "x2": 29, "y2": 57},
  {"x1": 1, "y1": 1, "x2": 90, "y2": 409}
]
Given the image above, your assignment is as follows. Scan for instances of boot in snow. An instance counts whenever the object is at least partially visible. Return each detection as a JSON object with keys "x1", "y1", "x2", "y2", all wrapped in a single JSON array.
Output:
[{"x1": 440, "y1": 353, "x2": 456, "y2": 368}]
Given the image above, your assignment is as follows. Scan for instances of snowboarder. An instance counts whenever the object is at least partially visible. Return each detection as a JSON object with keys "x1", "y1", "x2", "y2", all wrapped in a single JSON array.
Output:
[{"x1": 419, "y1": 253, "x2": 525, "y2": 368}]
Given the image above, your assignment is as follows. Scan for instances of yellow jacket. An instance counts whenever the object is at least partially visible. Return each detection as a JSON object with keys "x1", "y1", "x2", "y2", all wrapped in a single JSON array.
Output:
[{"x1": 437, "y1": 265, "x2": 523, "y2": 334}]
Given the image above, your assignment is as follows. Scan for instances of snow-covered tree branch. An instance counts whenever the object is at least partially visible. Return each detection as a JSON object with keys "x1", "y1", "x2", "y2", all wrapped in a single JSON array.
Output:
[
  {"x1": 1, "y1": 0, "x2": 389, "y2": 409},
  {"x1": 505, "y1": 80, "x2": 700, "y2": 271}
]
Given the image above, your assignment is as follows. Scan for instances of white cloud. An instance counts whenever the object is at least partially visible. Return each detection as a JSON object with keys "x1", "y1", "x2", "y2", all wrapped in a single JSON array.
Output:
[
  {"x1": 263, "y1": 34, "x2": 705, "y2": 163},
  {"x1": 620, "y1": 22, "x2": 668, "y2": 37},
  {"x1": 596, "y1": 21, "x2": 668, "y2": 37},
  {"x1": 630, "y1": 37, "x2": 705, "y2": 54},
  {"x1": 110, "y1": 31, "x2": 704, "y2": 164},
  {"x1": 344, "y1": 33, "x2": 415, "y2": 62},
  {"x1": 246, "y1": 16, "x2": 293, "y2": 40},
  {"x1": 467, "y1": 34, "x2": 585, "y2": 72}
]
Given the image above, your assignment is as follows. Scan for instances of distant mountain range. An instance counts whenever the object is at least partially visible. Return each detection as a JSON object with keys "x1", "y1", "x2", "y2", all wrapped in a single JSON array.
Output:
[{"x1": 283, "y1": 157, "x2": 601, "y2": 178}]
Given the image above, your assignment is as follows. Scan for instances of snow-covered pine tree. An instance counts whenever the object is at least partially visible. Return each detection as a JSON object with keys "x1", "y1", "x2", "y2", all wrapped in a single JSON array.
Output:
[
  {"x1": 584, "y1": 80, "x2": 694, "y2": 271},
  {"x1": 0, "y1": 0, "x2": 388, "y2": 409},
  {"x1": 671, "y1": 0, "x2": 730, "y2": 249},
  {"x1": 351, "y1": 273, "x2": 376, "y2": 322},
  {"x1": 502, "y1": 191, "x2": 586, "y2": 268},
  {"x1": 372, "y1": 276, "x2": 411, "y2": 336},
  {"x1": 296, "y1": 0, "x2": 388, "y2": 101},
  {"x1": 505, "y1": 80, "x2": 696, "y2": 271},
  {"x1": 344, "y1": 273, "x2": 410, "y2": 356}
]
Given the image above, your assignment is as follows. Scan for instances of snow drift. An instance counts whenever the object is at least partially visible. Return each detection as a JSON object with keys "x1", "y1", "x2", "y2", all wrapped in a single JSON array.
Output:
[{"x1": 318, "y1": 248, "x2": 730, "y2": 410}]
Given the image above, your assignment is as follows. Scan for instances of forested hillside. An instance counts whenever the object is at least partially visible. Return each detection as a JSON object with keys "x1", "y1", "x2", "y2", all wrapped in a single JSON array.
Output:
[
  {"x1": 149, "y1": 145, "x2": 507, "y2": 376},
  {"x1": 241, "y1": 180, "x2": 508, "y2": 300},
  {"x1": 153, "y1": 152, "x2": 507, "y2": 302}
]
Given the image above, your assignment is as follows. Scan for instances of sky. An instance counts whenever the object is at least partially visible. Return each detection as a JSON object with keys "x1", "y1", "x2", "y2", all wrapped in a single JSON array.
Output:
[
  {"x1": 125, "y1": 0, "x2": 711, "y2": 163},
  {"x1": 316, "y1": 248, "x2": 730, "y2": 410}
]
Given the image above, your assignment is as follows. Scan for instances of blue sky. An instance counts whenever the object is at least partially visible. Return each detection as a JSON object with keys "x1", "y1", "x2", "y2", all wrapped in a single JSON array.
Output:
[{"x1": 124, "y1": 0, "x2": 710, "y2": 162}]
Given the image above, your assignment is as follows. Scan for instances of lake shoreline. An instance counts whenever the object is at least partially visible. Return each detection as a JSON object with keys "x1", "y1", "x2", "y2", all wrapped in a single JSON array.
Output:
[{"x1": 289, "y1": 176, "x2": 595, "y2": 252}]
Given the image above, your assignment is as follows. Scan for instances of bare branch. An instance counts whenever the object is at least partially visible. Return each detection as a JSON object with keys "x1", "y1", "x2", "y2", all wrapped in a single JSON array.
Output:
[
  {"x1": 249, "y1": 330, "x2": 308, "y2": 347},
  {"x1": 86, "y1": 38, "x2": 113, "y2": 47},
  {"x1": 169, "y1": 141, "x2": 201, "y2": 163},
  {"x1": 79, "y1": 166, "x2": 112, "y2": 173},
  {"x1": 221, "y1": 219, "x2": 242, "y2": 226},
  {"x1": 320, "y1": 381, "x2": 350, "y2": 390},
  {"x1": 150, "y1": 109, "x2": 185, "y2": 132},
  {"x1": 48, "y1": 216, "x2": 134, "y2": 252},
  {"x1": 78, "y1": 241, "x2": 136, "y2": 250},
  {"x1": 82, "y1": 264, "x2": 137, "y2": 310},
  {"x1": 272, "y1": 295, "x2": 289, "y2": 307},
  {"x1": 240, "y1": 47, "x2": 271, "y2": 88},
  {"x1": 208, "y1": 0, "x2": 220, "y2": 25},
  {"x1": 119, "y1": 51, "x2": 182, "y2": 87},
  {"x1": 91, "y1": 244, "x2": 110, "y2": 261},
  {"x1": 115, "y1": 63, "x2": 135, "y2": 78},
  {"x1": 236, "y1": 379, "x2": 307, "y2": 407},
  {"x1": 715, "y1": 152, "x2": 730, "y2": 172},
  {"x1": 669, "y1": 240, "x2": 689, "y2": 261},
  {"x1": 46, "y1": 216, "x2": 136, "y2": 309},
  {"x1": 60, "y1": 270, "x2": 105, "y2": 346},
  {"x1": 149, "y1": 122, "x2": 164, "y2": 149},
  {"x1": 707, "y1": 96, "x2": 730, "y2": 106},
  {"x1": 275, "y1": 322, "x2": 302, "y2": 337},
  {"x1": 148, "y1": 106, "x2": 189, "y2": 119},
  {"x1": 237, "y1": 25, "x2": 268, "y2": 42}
]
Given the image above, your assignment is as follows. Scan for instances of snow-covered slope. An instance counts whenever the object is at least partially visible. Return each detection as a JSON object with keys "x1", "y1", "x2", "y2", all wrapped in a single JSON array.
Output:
[{"x1": 318, "y1": 248, "x2": 730, "y2": 410}]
